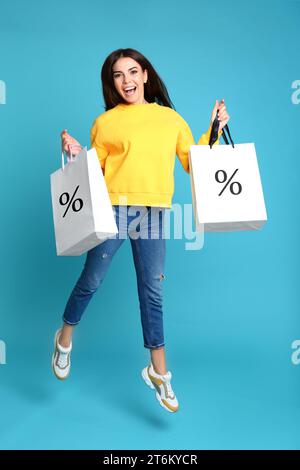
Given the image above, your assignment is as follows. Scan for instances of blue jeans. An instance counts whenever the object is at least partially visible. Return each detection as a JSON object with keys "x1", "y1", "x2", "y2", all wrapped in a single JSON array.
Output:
[{"x1": 62, "y1": 205, "x2": 166, "y2": 350}]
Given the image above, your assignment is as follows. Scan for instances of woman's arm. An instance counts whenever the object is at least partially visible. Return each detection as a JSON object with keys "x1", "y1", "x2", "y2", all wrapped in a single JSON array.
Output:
[
  {"x1": 176, "y1": 99, "x2": 230, "y2": 173},
  {"x1": 90, "y1": 118, "x2": 109, "y2": 174},
  {"x1": 198, "y1": 99, "x2": 229, "y2": 145}
]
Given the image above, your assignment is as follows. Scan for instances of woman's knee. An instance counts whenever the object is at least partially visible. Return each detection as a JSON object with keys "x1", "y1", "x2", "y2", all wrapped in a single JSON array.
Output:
[
  {"x1": 144, "y1": 273, "x2": 165, "y2": 305},
  {"x1": 75, "y1": 272, "x2": 103, "y2": 295}
]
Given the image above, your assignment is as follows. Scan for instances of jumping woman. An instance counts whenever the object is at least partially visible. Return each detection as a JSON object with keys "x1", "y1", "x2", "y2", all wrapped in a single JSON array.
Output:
[{"x1": 52, "y1": 48, "x2": 230, "y2": 413}]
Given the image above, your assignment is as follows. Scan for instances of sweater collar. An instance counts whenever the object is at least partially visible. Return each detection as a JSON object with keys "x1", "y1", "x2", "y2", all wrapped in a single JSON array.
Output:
[{"x1": 116, "y1": 102, "x2": 158, "y2": 109}]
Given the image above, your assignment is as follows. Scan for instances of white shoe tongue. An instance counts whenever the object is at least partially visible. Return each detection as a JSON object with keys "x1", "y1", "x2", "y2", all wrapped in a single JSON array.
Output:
[
  {"x1": 162, "y1": 371, "x2": 171, "y2": 381},
  {"x1": 58, "y1": 342, "x2": 72, "y2": 353},
  {"x1": 150, "y1": 364, "x2": 171, "y2": 380}
]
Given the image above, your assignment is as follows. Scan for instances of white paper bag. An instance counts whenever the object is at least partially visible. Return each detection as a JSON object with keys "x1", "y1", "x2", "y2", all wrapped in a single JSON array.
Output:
[
  {"x1": 189, "y1": 142, "x2": 267, "y2": 232},
  {"x1": 50, "y1": 147, "x2": 118, "y2": 256}
]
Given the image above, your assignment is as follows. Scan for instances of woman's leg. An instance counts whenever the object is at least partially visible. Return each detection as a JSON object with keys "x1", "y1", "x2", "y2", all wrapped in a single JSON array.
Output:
[
  {"x1": 59, "y1": 236, "x2": 125, "y2": 347},
  {"x1": 150, "y1": 346, "x2": 167, "y2": 375},
  {"x1": 59, "y1": 323, "x2": 74, "y2": 348},
  {"x1": 129, "y1": 206, "x2": 168, "y2": 375}
]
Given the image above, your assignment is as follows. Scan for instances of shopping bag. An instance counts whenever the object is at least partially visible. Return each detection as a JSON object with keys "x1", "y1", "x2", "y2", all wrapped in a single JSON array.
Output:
[
  {"x1": 50, "y1": 146, "x2": 118, "y2": 256},
  {"x1": 188, "y1": 118, "x2": 267, "y2": 232}
]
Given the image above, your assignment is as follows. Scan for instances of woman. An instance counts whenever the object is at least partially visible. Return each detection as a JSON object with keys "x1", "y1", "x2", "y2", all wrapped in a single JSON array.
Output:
[{"x1": 52, "y1": 48, "x2": 230, "y2": 413}]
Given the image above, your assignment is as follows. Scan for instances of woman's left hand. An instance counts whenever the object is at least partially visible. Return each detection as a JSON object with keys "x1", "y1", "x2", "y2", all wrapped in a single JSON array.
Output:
[{"x1": 210, "y1": 99, "x2": 230, "y2": 132}]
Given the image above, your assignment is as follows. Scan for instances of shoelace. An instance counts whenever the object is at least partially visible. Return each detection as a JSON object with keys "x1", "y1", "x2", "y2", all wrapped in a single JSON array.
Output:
[
  {"x1": 149, "y1": 366, "x2": 176, "y2": 399},
  {"x1": 164, "y1": 381, "x2": 174, "y2": 398},
  {"x1": 162, "y1": 373, "x2": 175, "y2": 398},
  {"x1": 57, "y1": 351, "x2": 69, "y2": 368}
]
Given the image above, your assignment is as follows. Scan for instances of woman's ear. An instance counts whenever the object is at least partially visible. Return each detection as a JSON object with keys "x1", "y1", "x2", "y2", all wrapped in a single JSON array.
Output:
[{"x1": 144, "y1": 69, "x2": 148, "y2": 84}]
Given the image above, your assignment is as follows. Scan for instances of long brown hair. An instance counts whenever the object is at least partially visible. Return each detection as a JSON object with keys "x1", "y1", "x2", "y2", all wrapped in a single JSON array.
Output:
[{"x1": 100, "y1": 48, "x2": 175, "y2": 111}]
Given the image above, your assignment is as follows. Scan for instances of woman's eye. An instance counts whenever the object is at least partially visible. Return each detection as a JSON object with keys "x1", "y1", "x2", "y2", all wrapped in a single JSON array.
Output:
[
  {"x1": 113, "y1": 73, "x2": 121, "y2": 78},
  {"x1": 113, "y1": 70, "x2": 137, "y2": 79}
]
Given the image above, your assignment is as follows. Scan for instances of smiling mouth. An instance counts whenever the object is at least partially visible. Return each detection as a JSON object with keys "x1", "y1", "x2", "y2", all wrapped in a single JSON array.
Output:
[{"x1": 124, "y1": 87, "x2": 137, "y2": 96}]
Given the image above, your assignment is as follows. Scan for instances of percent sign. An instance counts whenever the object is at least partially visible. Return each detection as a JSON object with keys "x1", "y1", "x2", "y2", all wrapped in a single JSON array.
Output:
[
  {"x1": 215, "y1": 169, "x2": 242, "y2": 196},
  {"x1": 59, "y1": 185, "x2": 84, "y2": 218}
]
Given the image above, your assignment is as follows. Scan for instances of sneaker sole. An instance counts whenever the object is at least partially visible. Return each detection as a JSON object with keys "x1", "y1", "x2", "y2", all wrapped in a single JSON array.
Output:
[
  {"x1": 51, "y1": 330, "x2": 70, "y2": 381},
  {"x1": 141, "y1": 367, "x2": 178, "y2": 413}
]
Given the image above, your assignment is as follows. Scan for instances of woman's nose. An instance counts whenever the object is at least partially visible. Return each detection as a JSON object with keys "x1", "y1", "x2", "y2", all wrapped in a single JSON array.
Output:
[{"x1": 122, "y1": 75, "x2": 131, "y2": 84}]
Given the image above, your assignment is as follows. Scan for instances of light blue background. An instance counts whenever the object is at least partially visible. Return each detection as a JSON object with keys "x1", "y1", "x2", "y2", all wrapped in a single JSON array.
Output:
[{"x1": 0, "y1": 0, "x2": 299, "y2": 450}]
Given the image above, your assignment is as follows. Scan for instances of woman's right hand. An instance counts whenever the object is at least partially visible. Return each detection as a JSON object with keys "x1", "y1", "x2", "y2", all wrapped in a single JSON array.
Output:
[
  {"x1": 61, "y1": 129, "x2": 82, "y2": 156},
  {"x1": 210, "y1": 99, "x2": 230, "y2": 132}
]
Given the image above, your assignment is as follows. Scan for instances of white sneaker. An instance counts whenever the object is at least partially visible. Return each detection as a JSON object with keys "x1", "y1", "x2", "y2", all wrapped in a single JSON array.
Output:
[
  {"x1": 51, "y1": 328, "x2": 72, "y2": 380},
  {"x1": 141, "y1": 363, "x2": 179, "y2": 413}
]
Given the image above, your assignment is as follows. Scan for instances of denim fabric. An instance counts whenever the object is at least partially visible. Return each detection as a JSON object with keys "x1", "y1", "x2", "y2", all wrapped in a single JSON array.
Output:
[{"x1": 62, "y1": 205, "x2": 166, "y2": 349}]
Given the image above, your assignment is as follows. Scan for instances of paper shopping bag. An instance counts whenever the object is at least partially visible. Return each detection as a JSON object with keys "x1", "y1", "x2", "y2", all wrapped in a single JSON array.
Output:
[
  {"x1": 50, "y1": 147, "x2": 118, "y2": 256},
  {"x1": 189, "y1": 122, "x2": 267, "y2": 232}
]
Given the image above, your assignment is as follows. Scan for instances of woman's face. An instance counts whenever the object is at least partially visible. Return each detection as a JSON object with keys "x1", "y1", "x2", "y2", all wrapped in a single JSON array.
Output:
[{"x1": 112, "y1": 57, "x2": 148, "y2": 104}]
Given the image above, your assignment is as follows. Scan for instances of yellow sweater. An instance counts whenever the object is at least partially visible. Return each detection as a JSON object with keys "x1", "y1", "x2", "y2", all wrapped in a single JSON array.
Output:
[{"x1": 90, "y1": 102, "x2": 221, "y2": 208}]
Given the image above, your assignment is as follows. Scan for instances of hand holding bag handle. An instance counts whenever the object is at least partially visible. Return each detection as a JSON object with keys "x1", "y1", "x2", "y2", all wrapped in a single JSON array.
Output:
[
  {"x1": 61, "y1": 148, "x2": 75, "y2": 171},
  {"x1": 209, "y1": 109, "x2": 235, "y2": 149},
  {"x1": 61, "y1": 145, "x2": 85, "y2": 171}
]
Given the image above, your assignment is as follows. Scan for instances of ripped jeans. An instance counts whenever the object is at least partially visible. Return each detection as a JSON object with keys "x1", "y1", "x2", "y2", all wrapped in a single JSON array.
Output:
[{"x1": 62, "y1": 205, "x2": 166, "y2": 350}]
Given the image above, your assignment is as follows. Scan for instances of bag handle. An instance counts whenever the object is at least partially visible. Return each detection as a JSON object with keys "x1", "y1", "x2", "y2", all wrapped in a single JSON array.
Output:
[
  {"x1": 209, "y1": 109, "x2": 235, "y2": 149},
  {"x1": 61, "y1": 147, "x2": 76, "y2": 171}
]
